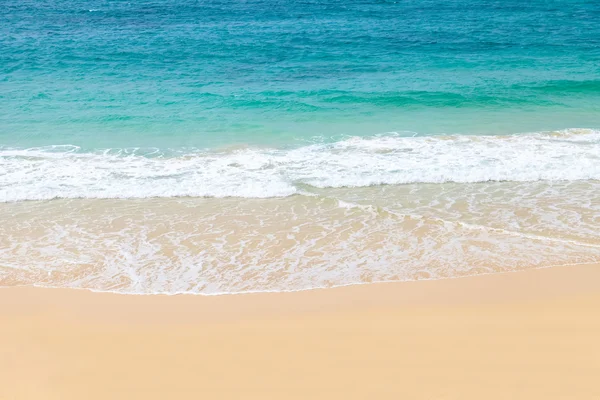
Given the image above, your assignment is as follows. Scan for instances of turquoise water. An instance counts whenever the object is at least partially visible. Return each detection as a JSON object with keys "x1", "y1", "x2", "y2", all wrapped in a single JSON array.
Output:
[
  {"x1": 2, "y1": 0, "x2": 600, "y2": 150},
  {"x1": 2, "y1": 0, "x2": 600, "y2": 294}
]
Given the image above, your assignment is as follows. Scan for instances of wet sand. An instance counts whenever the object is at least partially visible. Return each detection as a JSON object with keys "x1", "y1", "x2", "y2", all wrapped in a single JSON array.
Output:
[{"x1": 2, "y1": 263, "x2": 600, "y2": 399}]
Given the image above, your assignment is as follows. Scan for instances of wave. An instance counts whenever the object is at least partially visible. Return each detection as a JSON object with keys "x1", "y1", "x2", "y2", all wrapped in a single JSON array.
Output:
[
  {"x1": 2, "y1": 184, "x2": 600, "y2": 295},
  {"x1": 1, "y1": 129, "x2": 599, "y2": 202}
]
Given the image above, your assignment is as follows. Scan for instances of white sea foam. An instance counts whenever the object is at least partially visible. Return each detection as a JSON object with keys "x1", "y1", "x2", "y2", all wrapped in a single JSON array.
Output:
[
  {"x1": 1, "y1": 129, "x2": 599, "y2": 202},
  {"x1": 1, "y1": 184, "x2": 599, "y2": 295}
]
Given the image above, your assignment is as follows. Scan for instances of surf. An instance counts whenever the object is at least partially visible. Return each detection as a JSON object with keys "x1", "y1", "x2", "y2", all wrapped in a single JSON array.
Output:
[{"x1": 1, "y1": 128, "x2": 599, "y2": 202}]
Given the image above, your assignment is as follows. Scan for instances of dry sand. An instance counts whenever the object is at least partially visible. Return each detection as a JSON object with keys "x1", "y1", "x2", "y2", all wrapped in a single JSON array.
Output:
[{"x1": 2, "y1": 264, "x2": 600, "y2": 399}]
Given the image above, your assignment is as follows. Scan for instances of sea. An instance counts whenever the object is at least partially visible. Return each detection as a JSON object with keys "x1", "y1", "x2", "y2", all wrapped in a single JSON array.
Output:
[{"x1": 1, "y1": 0, "x2": 600, "y2": 294}]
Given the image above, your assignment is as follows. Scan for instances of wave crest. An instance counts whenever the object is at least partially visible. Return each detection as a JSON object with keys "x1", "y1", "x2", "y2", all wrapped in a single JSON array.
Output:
[{"x1": 1, "y1": 129, "x2": 599, "y2": 202}]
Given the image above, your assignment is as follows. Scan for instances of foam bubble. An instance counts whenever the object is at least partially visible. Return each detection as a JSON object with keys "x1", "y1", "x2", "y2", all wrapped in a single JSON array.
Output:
[
  {"x1": 1, "y1": 187, "x2": 599, "y2": 295},
  {"x1": 1, "y1": 129, "x2": 599, "y2": 202}
]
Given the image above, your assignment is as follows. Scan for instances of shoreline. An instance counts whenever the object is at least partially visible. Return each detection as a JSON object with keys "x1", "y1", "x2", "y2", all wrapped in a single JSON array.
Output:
[
  {"x1": 2, "y1": 263, "x2": 600, "y2": 399},
  {"x1": 9, "y1": 259, "x2": 600, "y2": 298}
]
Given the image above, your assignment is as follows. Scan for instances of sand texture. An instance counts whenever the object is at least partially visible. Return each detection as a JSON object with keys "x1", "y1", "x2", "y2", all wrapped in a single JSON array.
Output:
[{"x1": 2, "y1": 264, "x2": 600, "y2": 400}]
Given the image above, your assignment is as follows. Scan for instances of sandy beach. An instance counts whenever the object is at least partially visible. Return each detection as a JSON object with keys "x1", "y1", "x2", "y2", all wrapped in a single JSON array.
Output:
[
  {"x1": 2, "y1": 263, "x2": 600, "y2": 400},
  {"x1": 4, "y1": 1, "x2": 600, "y2": 399}
]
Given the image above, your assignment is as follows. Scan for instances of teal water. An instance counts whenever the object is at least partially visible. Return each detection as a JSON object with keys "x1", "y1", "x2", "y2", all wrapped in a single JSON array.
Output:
[
  {"x1": 2, "y1": 0, "x2": 600, "y2": 150},
  {"x1": 2, "y1": 0, "x2": 600, "y2": 294}
]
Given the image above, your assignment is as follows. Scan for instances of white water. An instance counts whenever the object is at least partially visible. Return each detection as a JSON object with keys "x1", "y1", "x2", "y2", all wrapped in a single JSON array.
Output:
[
  {"x1": 1, "y1": 129, "x2": 599, "y2": 202},
  {"x1": 1, "y1": 180, "x2": 599, "y2": 295}
]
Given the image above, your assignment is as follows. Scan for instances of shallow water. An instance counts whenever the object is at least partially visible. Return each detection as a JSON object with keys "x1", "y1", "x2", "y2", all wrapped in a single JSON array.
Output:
[
  {"x1": 1, "y1": 0, "x2": 599, "y2": 294},
  {"x1": 2, "y1": 180, "x2": 599, "y2": 294}
]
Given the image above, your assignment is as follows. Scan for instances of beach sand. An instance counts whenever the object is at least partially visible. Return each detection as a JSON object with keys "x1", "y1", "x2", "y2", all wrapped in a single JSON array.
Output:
[{"x1": 2, "y1": 264, "x2": 600, "y2": 399}]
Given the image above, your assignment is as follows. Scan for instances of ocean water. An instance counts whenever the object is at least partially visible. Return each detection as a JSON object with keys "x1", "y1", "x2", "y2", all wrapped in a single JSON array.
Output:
[{"x1": 1, "y1": 0, "x2": 600, "y2": 294}]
